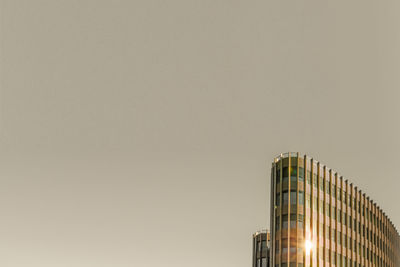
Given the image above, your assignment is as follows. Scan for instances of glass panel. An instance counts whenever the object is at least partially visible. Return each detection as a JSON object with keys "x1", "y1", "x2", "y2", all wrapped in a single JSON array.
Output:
[
  {"x1": 275, "y1": 216, "x2": 280, "y2": 230},
  {"x1": 283, "y1": 167, "x2": 289, "y2": 178},
  {"x1": 299, "y1": 167, "x2": 304, "y2": 181},
  {"x1": 290, "y1": 167, "x2": 297, "y2": 177},
  {"x1": 307, "y1": 171, "x2": 311, "y2": 184},
  {"x1": 306, "y1": 194, "x2": 311, "y2": 208},
  {"x1": 283, "y1": 191, "x2": 289, "y2": 205},
  {"x1": 298, "y1": 214, "x2": 304, "y2": 229},
  {"x1": 290, "y1": 214, "x2": 297, "y2": 228},
  {"x1": 262, "y1": 258, "x2": 267, "y2": 267},
  {"x1": 282, "y1": 215, "x2": 288, "y2": 229},
  {"x1": 261, "y1": 241, "x2": 267, "y2": 250},
  {"x1": 290, "y1": 191, "x2": 297, "y2": 205},
  {"x1": 299, "y1": 191, "x2": 304, "y2": 205},
  {"x1": 276, "y1": 168, "x2": 281, "y2": 184},
  {"x1": 313, "y1": 174, "x2": 318, "y2": 187}
]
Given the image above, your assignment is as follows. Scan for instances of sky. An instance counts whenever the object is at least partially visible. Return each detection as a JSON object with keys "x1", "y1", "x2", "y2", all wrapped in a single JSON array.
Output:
[{"x1": 1, "y1": 0, "x2": 400, "y2": 266}]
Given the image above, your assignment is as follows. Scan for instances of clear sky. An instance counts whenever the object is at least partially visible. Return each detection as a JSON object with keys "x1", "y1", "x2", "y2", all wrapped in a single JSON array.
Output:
[{"x1": 1, "y1": 0, "x2": 400, "y2": 266}]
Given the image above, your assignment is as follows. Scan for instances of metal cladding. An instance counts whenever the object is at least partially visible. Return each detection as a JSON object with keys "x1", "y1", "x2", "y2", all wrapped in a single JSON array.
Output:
[{"x1": 270, "y1": 153, "x2": 400, "y2": 267}]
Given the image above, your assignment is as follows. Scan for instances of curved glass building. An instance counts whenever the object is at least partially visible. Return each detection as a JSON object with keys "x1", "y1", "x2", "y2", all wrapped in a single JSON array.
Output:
[
  {"x1": 270, "y1": 153, "x2": 399, "y2": 267},
  {"x1": 253, "y1": 230, "x2": 271, "y2": 267}
]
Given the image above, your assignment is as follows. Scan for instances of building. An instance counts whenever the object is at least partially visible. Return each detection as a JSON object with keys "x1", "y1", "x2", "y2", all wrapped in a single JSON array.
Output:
[
  {"x1": 253, "y1": 230, "x2": 271, "y2": 267},
  {"x1": 270, "y1": 152, "x2": 400, "y2": 267}
]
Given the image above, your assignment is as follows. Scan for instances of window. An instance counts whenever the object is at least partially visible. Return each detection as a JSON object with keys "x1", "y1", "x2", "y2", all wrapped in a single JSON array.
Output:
[
  {"x1": 313, "y1": 174, "x2": 318, "y2": 187},
  {"x1": 299, "y1": 191, "x2": 304, "y2": 205},
  {"x1": 282, "y1": 215, "x2": 288, "y2": 229},
  {"x1": 298, "y1": 214, "x2": 304, "y2": 229},
  {"x1": 283, "y1": 191, "x2": 289, "y2": 205},
  {"x1": 313, "y1": 197, "x2": 318, "y2": 211},
  {"x1": 320, "y1": 177, "x2": 324, "y2": 191},
  {"x1": 275, "y1": 240, "x2": 280, "y2": 253},
  {"x1": 290, "y1": 167, "x2": 297, "y2": 177},
  {"x1": 261, "y1": 241, "x2": 267, "y2": 250},
  {"x1": 275, "y1": 216, "x2": 280, "y2": 230},
  {"x1": 262, "y1": 258, "x2": 267, "y2": 267},
  {"x1": 299, "y1": 167, "x2": 304, "y2": 181},
  {"x1": 276, "y1": 169, "x2": 281, "y2": 183},
  {"x1": 333, "y1": 251, "x2": 336, "y2": 265},
  {"x1": 326, "y1": 226, "x2": 330, "y2": 239},
  {"x1": 283, "y1": 167, "x2": 289, "y2": 178},
  {"x1": 290, "y1": 191, "x2": 297, "y2": 205},
  {"x1": 306, "y1": 194, "x2": 311, "y2": 208},
  {"x1": 276, "y1": 193, "x2": 280, "y2": 206},
  {"x1": 307, "y1": 171, "x2": 311, "y2": 184},
  {"x1": 349, "y1": 215, "x2": 352, "y2": 229},
  {"x1": 290, "y1": 214, "x2": 297, "y2": 228}
]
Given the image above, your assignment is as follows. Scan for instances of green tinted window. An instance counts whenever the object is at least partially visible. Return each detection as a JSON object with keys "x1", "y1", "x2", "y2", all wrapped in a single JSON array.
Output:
[{"x1": 290, "y1": 167, "x2": 297, "y2": 177}]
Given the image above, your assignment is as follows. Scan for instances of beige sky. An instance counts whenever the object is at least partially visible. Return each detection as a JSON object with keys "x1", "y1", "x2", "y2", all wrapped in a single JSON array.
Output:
[{"x1": 1, "y1": 0, "x2": 400, "y2": 266}]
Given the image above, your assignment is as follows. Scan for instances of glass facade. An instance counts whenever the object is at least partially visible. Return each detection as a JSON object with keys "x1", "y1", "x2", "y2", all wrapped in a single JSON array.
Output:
[
  {"x1": 253, "y1": 231, "x2": 270, "y2": 267},
  {"x1": 270, "y1": 153, "x2": 400, "y2": 267}
]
